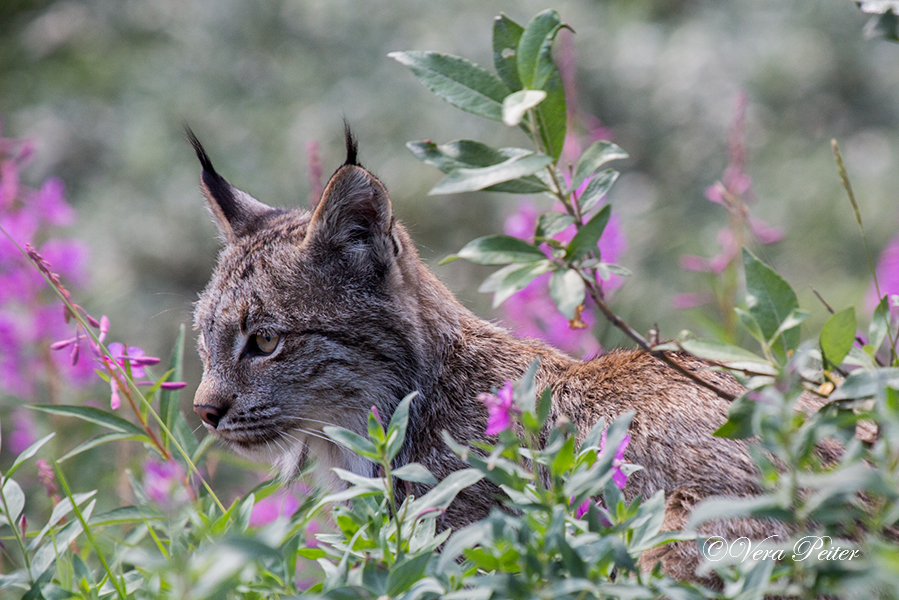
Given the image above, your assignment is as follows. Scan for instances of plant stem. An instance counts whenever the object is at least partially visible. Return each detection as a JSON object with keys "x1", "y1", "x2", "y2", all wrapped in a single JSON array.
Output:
[
  {"x1": 832, "y1": 139, "x2": 898, "y2": 364},
  {"x1": 382, "y1": 459, "x2": 403, "y2": 562},
  {"x1": 0, "y1": 471, "x2": 34, "y2": 582},
  {"x1": 52, "y1": 460, "x2": 127, "y2": 600},
  {"x1": 0, "y1": 227, "x2": 226, "y2": 514},
  {"x1": 582, "y1": 277, "x2": 738, "y2": 401}
]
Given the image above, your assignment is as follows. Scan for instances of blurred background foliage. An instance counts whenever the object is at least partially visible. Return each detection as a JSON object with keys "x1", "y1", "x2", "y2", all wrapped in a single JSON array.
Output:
[{"x1": 1, "y1": 0, "x2": 897, "y2": 429}]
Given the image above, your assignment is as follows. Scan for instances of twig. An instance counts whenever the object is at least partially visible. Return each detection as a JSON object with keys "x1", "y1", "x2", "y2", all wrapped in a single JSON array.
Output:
[
  {"x1": 832, "y1": 139, "x2": 897, "y2": 364},
  {"x1": 581, "y1": 276, "x2": 738, "y2": 402}
]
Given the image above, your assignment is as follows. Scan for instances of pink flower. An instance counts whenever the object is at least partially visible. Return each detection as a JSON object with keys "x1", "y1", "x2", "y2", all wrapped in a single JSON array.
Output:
[
  {"x1": 480, "y1": 380, "x2": 516, "y2": 435},
  {"x1": 672, "y1": 292, "x2": 715, "y2": 310},
  {"x1": 870, "y1": 235, "x2": 899, "y2": 316},
  {"x1": 35, "y1": 459, "x2": 59, "y2": 501},
  {"x1": 0, "y1": 131, "x2": 94, "y2": 397},
  {"x1": 142, "y1": 458, "x2": 190, "y2": 508},
  {"x1": 304, "y1": 519, "x2": 321, "y2": 548},
  {"x1": 250, "y1": 490, "x2": 301, "y2": 527},
  {"x1": 677, "y1": 92, "x2": 782, "y2": 309},
  {"x1": 601, "y1": 430, "x2": 631, "y2": 490},
  {"x1": 499, "y1": 200, "x2": 626, "y2": 357},
  {"x1": 8, "y1": 409, "x2": 37, "y2": 454},
  {"x1": 574, "y1": 498, "x2": 591, "y2": 518},
  {"x1": 106, "y1": 342, "x2": 156, "y2": 378}
]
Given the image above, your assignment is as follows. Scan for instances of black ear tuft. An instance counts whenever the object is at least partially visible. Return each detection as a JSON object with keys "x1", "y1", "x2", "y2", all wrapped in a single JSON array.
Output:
[
  {"x1": 343, "y1": 121, "x2": 359, "y2": 167},
  {"x1": 185, "y1": 127, "x2": 240, "y2": 218},
  {"x1": 185, "y1": 126, "x2": 215, "y2": 175},
  {"x1": 184, "y1": 125, "x2": 274, "y2": 240}
]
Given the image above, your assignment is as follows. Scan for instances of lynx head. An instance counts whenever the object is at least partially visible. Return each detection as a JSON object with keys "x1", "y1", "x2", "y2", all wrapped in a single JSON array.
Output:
[{"x1": 188, "y1": 127, "x2": 454, "y2": 483}]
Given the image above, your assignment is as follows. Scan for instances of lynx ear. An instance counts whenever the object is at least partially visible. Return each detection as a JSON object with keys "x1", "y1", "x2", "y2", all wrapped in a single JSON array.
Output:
[
  {"x1": 306, "y1": 129, "x2": 394, "y2": 258},
  {"x1": 186, "y1": 128, "x2": 273, "y2": 241}
]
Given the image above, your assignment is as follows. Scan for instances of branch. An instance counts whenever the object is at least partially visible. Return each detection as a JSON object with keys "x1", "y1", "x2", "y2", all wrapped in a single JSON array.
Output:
[{"x1": 582, "y1": 275, "x2": 738, "y2": 402}]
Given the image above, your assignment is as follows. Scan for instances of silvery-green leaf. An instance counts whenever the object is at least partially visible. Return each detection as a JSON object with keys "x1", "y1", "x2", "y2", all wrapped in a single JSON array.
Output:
[
  {"x1": 502, "y1": 89, "x2": 546, "y2": 126},
  {"x1": 390, "y1": 51, "x2": 510, "y2": 121}
]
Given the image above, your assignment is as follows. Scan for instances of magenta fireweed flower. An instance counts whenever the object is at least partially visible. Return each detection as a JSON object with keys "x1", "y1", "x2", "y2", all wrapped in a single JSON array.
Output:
[
  {"x1": 35, "y1": 459, "x2": 59, "y2": 503},
  {"x1": 870, "y1": 235, "x2": 899, "y2": 316},
  {"x1": 601, "y1": 430, "x2": 631, "y2": 490},
  {"x1": 677, "y1": 92, "x2": 781, "y2": 308},
  {"x1": 500, "y1": 200, "x2": 625, "y2": 357},
  {"x1": 479, "y1": 380, "x2": 516, "y2": 435},
  {"x1": 142, "y1": 458, "x2": 191, "y2": 508},
  {"x1": 0, "y1": 130, "x2": 93, "y2": 396},
  {"x1": 250, "y1": 490, "x2": 301, "y2": 527},
  {"x1": 8, "y1": 409, "x2": 38, "y2": 454}
]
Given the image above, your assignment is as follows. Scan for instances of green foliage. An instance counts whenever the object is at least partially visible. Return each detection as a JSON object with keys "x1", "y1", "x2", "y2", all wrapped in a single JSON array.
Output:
[{"x1": 856, "y1": 1, "x2": 899, "y2": 41}]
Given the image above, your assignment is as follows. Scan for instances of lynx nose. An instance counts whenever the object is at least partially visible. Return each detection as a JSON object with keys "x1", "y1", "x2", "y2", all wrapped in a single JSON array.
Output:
[
  {"x1": 193, "y1": 378, "x2": 230, "y2": 429},
  {"x1": 195, "y1": 404, "x2": 225, "y2": 429}
]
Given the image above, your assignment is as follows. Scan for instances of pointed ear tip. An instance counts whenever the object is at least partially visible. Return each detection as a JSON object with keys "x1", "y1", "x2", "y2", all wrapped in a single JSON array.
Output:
[
  {"x1": 183, "y1": 126, "x2": 216, "y2": 174},
  {"x1": 343, "y1": 122, "x2": 359, "y2": 167}
]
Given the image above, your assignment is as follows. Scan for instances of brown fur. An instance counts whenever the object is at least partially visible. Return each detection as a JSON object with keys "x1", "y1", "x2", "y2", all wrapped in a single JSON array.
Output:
[{"x1": 187, "y1": 130, "x2": 829, "y2": 583}]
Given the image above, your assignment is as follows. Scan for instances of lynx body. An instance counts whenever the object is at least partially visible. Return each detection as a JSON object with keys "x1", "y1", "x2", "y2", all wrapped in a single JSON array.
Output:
[{"x1": 189, "y1": 130, "x2": 820, "y2": 582}]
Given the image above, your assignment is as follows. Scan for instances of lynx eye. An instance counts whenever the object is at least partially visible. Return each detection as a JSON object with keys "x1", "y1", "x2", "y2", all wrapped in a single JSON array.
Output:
[{"x1": 251, "y1": 332, "x2": 280, "y2": 356}]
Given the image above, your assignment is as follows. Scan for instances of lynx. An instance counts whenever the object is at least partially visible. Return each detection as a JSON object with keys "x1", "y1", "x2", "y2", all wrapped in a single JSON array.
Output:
[{"x1": 188, "y1": 128, "x2": 836, "y2": 582}]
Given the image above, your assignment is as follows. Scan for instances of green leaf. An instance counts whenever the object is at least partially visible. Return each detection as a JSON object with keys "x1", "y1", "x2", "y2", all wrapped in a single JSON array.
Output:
[
  {"x1": 492, "y1": 14, "x2": 524, "y2": 91},
  {"x1": 332, "y1": 468, "x2": 387, "y2": 493},
  {"x1": 59, "y1": 432, "x2": 150, "y2": 462},
  {"x1": 820, "y1": 307, "x2": 857, "y2": 368},
  {"x1": 550, "y1": 437, "x2": 576, "y2": 476},
  {"x1": 517, "y1": 10, "x2": 564, "y2": 89},
  {"x1": 714, "y1": 393, "x2": 758, "y2": 439},
  {"x1": 428, "y1": 153, "x2": 553, "y2": 195},
  {"x1": 367, "y1": 410, "x2": 386, "y2": 445},
  {"x1": 549, "y1": 269, "x2": 586, "y2": 320},
  {"x1": 31, "y1": 405, "x2": 147, "y2": 437},
  {"x1": 392, "y1": 463, "x2": 437, "y2": 486},
  {"x1": 571, "y1": 142, "x2": 629, "y2": 193},
  {"x1": 735, "y1": 307, "x2": 765, "y2": 344},
  {"x1": 160, "y1": 324, "x2": 186, "y2": 450},
  {"x1": 857, "y1": 2, "x2": 899, "y2": 41},
  {"x1": 386, "y1": 553, "x2": 431, "y2": 597},
  {"x1": 6, "y1": 432, "x2": 55, "y2": 479},
  {"x1": 406, "y1": 140, "x2": 547, "y2": 194},
  {"x1": 578, "y1": 169, "x2": 620, "y2": 214},
  {"x1": 502, "y1": 89, "x2": 546, "y2": 126},
  {"x1": 689, "y1": 494, "x2": 789, "y2": 529},
  {"x1": 772, "y1": 308, "x2": 810, "y2": 340},
  {"x1": 446, "y1": 234, "x2": 546, "y2": 266},
  {"x1": 566, "y1": 205, "x2": 612, "y2": 261},
  {"x1": 28, "y1": 491, "x2": 96, "y2": 551},
  {"x1": 31, "y1": 500, "x2": 95, "y2": 581},
  {"x1": 479, "y1": 260, "x2": 553, "y2": 308},
  {"x1": 869, "y1": 295, "x2": 890, "y2": 352},
  {"x1": 323, "y1": 426, "x2": 381, "y2": 460},
  {"x1": 515, "y1": 10, "x2": 569, "y2": 158},
  {"x1": 407, "y1": 469, "x2": 484, "y2": 516},
  {"x1": 91, "y1": 506, "x2": 163, "y2": 526},
  {"x1": 386, "y1": 392, "x2": 417, "y2": 462},
  {"x1": 389, "y1": 51, "x2": 510, "y2": 121},
  {"x1": 742, "y1": 248, "x2": 801, "y2": 355},
  {"x1": 536, "y1": 212, "x2": 575, "y2": 238},
  {"x1": 0, "y1": 478, "x2": 25, "y2": 525},
  {"x1": 830, "y1": 367, "x2": 899, "y2": 401},
  {"x1": 656, "y1": 339, "x2": 773, "y2": 372},
  {"x1": 534, "y1": 70, "x2": 567, "y2": 160}
]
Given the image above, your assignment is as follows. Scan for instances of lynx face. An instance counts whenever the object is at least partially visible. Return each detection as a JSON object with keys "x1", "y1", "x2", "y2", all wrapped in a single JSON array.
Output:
[{"x1": 189, "y1": 129, "x2": 430, "y2": 483}]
